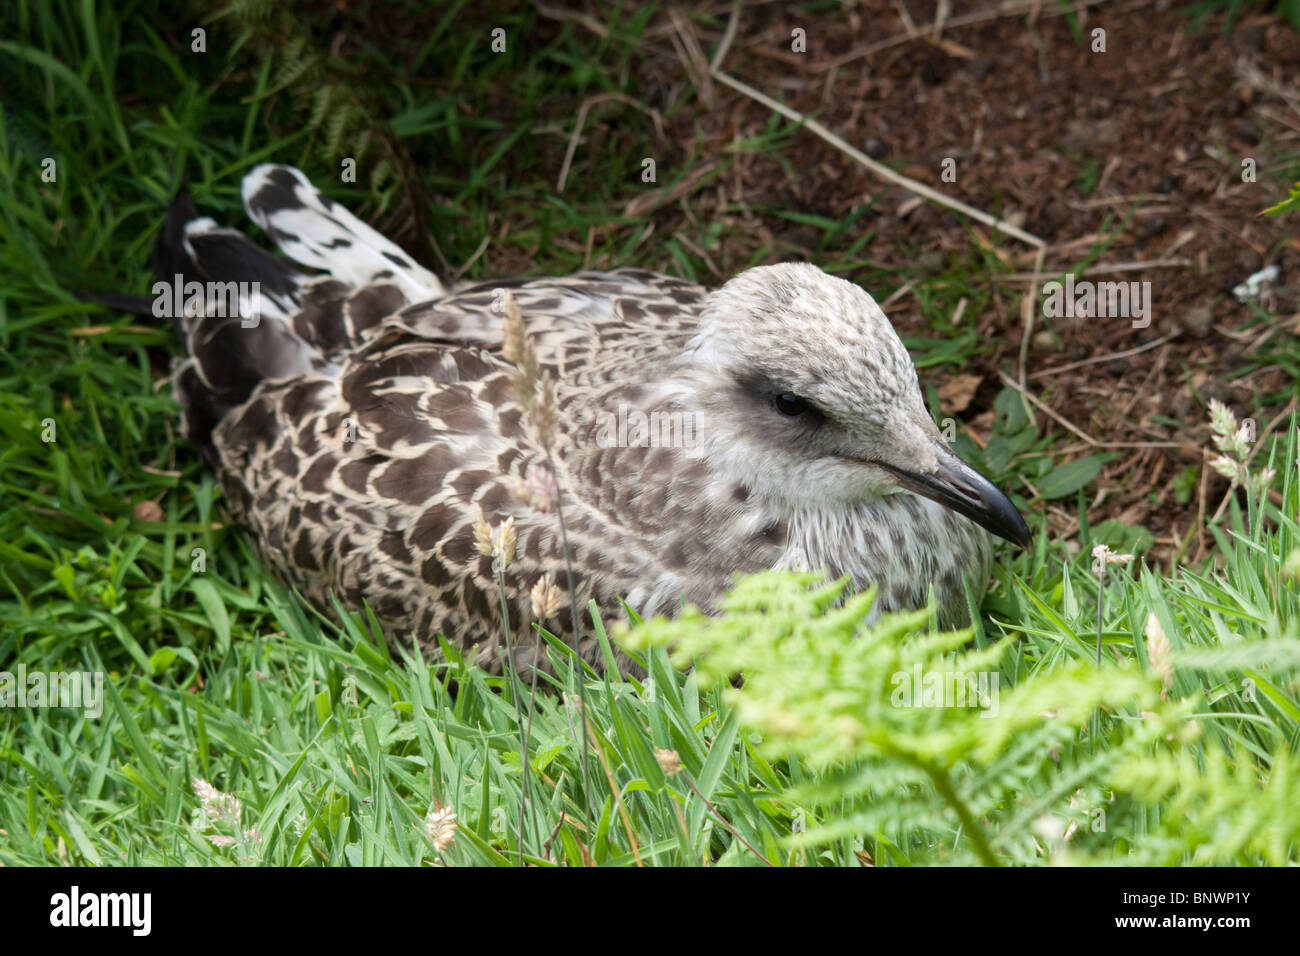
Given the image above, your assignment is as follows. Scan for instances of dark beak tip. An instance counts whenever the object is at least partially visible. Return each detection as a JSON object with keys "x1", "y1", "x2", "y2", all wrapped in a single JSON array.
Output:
[
  {"x1": 990, "y1": 498, "x2": 1033, "y2": 552},
  {"x1": 1011, "y1": 521, "x2": 1033, "y2": 551}
]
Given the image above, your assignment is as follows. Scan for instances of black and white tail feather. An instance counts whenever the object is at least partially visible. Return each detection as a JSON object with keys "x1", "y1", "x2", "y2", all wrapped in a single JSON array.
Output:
[
  {"x1": 240, "y1": 166, "x2": 442, "y2": 299},
  {"x1": 158, "y1": 165, "x2": 445, "y2": 451}
]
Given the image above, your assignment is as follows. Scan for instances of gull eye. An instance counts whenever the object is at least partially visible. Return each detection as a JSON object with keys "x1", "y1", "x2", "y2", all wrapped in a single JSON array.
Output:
[{"x1": 774, "y1": 392, "x2": 807, "y2": 416}]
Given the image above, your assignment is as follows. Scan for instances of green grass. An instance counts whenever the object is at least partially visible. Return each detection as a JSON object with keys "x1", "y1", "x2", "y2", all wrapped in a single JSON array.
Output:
[{"x1": 1, "y1": 0, "x2": 1297, "y2": 866}]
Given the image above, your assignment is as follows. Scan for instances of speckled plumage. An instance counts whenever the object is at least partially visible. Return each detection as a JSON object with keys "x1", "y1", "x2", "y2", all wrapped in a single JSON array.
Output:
[{"x1": 160, "y1": 165, "x2": 1024, "y2": 673}]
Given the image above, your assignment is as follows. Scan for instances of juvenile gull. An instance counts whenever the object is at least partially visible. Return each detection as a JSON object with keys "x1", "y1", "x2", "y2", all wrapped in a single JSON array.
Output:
[{"x1": 154, "y1": 165, "x2": 1030, "y2": 672}]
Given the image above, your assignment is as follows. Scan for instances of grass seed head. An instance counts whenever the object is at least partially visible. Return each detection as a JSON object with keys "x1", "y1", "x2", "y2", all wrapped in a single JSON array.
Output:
[
  {"x1": 1144, "y1": 612, "x2": 1174, "y2": 698},
  {"x1": 473, "y1": 509, "x2": 494, "y2": 557},
  {"x1": 423, "y1": 803, "x2": 458, "y2": 854},
  {"x1": 1090, "y1": 544, "x2": 1134, "y2": 579},
  {"x1": 494, "y1": 516, "x2": 517, "y2": 566},
  {"x1": 531, "y1": 574, "x2": 561, "y2": 619}
]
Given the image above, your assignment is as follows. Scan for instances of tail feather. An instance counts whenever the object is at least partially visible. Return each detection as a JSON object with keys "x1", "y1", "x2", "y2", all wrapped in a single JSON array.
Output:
[
  {"x1": 241, "y1": 165, "x2": 445, "y2": 301},
  {"x1": 138, "y1": 165, "x2": 445, "y2": 451},
  {"x1": 151, "y1": 189, "x2": 317, "y2": 446}
]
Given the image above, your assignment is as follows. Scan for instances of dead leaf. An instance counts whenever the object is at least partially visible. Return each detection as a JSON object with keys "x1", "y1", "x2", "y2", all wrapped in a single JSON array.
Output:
[
  {"x1": 937, "y1": 373, "x2": 983, "y2": 414},
  {"x1": 133, "y1": 500, "x2": 164, "y2": 522}
]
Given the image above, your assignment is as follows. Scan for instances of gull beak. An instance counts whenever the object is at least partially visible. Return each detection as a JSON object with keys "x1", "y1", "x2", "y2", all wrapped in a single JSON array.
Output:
[{"x1": 876, "y1": 441, "x2": 1032, "y2": 550}]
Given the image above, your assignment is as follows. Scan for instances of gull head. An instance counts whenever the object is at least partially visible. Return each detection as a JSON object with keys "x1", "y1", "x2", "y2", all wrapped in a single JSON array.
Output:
[{"x1": 683, "y1": 262, "x2": 1030, "y2": 548}]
